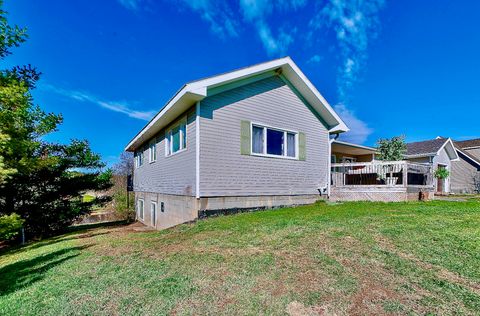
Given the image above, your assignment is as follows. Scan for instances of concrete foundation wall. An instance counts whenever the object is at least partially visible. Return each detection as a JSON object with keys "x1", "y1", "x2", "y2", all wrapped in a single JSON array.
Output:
[
  {"x1": 330, "y1": 186, "x2": 434, "y2": 202},
  {"x1": 199, "y1": 194, "x2": 323, "y2": 212},
  {"x1": 135, "y1": 192, "x2": 198, "y2": 230},
  {"x1": 135, "y1": 191, "x2": 323, "y2": 230}
]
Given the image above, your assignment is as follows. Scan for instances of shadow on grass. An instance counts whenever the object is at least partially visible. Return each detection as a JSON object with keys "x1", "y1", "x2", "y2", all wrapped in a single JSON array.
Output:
[
  {"x1": 0, "y1": 220, "x2": 130, "y2": 256},
  {"x1": 0, "y1": 244, "x2": 93, "y2": 296}
]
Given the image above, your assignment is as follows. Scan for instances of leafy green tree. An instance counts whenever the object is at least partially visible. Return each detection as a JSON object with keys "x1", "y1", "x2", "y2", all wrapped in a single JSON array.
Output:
[
  {"x1": 0, "y1": 213, "x2": 23, "y2": 241},
  {"x1": 376, "y1": 135, "x2": 407, "y2": 161},
  {"x1": 0, "y1": 2, "x2": 112, "y2": 237}
]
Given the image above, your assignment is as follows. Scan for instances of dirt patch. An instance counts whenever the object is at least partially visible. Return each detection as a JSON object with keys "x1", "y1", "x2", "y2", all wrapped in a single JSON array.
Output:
[{"x1": 286, "y1": 301, "x2": 329, "y2": 316}]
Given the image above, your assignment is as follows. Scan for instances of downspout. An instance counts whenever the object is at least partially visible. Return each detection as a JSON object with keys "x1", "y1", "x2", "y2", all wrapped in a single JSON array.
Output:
[
  {"x1": 195, "y1": 101, "x2": 201, "y2": 199},
  {"x1": 327, "y1": 132, "x2": 340, "y2": 198}
]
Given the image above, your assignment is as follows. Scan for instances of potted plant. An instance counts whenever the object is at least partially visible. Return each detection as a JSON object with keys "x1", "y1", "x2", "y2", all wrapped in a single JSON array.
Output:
[{"x1": 434, "y1": 167, "x2": 450, "y2": 180}]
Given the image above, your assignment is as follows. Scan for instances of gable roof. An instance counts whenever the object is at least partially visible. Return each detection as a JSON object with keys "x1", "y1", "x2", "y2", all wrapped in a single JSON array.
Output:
[
  {"x1": 454, "y1": 146, "x2": 480, "y2": 168},
  {"x1": 454, "y1": 138, "x2": 480, "y2": 149},
  {"x1": 405, "y1": 138, "x2": 459, "y2": 160},
  {"x1": 125, "y1": 57, "x2": 349, "y2": 151}
]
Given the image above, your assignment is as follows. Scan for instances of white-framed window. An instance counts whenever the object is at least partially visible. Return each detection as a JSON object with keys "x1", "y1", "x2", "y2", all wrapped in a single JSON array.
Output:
[
  {"x1": 165, "y1": 116, "x2": 187, "y2": 156},
  {"x1": 151, "y1": 201, "x2": 157, "y2": 227},
  {"x1": 251, "y1": 123, "x2": 298, "y2": 159},
  {"x1": 137, "y1": 199, "x2": 144, "y2": 220},
  {"x1": 149, "y1": 141, "x2": 157, "y2": 163},
  {"x1": 135, "y1": 149, "x2": 144, "y2": 168}
]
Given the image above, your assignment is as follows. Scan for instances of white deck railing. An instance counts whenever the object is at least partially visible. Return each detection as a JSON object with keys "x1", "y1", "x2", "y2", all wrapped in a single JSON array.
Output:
[{"x1": 331, "y1": 161, "x2": 434, "y2": 188}]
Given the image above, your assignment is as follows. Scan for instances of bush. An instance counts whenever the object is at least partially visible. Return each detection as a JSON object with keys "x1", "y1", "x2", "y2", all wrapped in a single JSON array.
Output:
[
  {"x1": 113, "y1": 191, "x2": 135, "y2": 221},
  {"x1": 0, "y1": 213, "x2": 24, "y2": 241}
]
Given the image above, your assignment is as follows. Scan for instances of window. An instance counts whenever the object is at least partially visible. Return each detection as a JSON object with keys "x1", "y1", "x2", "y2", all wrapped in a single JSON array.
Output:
[
  {"x1": 137, "y1": 199, "x2": 144, "y2": 220},
  {"x1": 160, "y1": 202, "x2": 165, "y2": 213},
  {"x1": 251, "y1": 124, "x2": 297, "y2": 158},
  {"x1": 149, "y1": 141, "x2": 157, "y2": 163},
  {"x1": 135, "y1": 149, "x2": 144, "y2": 168},
  {"x1": 151, "y1": 202, "x2": 157, "y2": 227},
  {"x1": 166, "y1": 116, "x2": 187, "y2": 156}
]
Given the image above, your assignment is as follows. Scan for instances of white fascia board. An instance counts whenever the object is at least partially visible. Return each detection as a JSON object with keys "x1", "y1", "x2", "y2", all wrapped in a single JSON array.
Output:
[
  {"x1": 437, "y1": 138, "x2": 460, "y2": 161},
  {"x1": 125, "y1": 57, "x2": 349, "y2": 151},
  {"x1": 405, "y1": 153, "x2": 436, "y2": 159},
  {"x1": 332, "y1": 140, "x2": 377, "y2": 152},
  {"x1": 125, "y1": 88, "x2": 205, "y2": 151}
]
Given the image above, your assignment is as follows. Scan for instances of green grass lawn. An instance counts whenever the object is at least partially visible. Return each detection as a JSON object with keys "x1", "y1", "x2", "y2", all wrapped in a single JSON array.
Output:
[{"x1": 1, "y1": 200, "x2": 480, "y2": 315}]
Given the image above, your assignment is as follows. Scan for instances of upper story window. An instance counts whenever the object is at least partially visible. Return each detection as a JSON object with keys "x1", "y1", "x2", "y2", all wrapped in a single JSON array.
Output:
[
  {"x1": 251, "y1": 124, "x2": 298, "y2": 159},
  {"x1": 166, "y1": 116, "x2": 187, "y2": 156},
  {"x1": 135, "y1": 149, "x2": 144, "y2": 168},
  {"x1": 149, "y1": 141, "x2": 157, "y2": 163}
]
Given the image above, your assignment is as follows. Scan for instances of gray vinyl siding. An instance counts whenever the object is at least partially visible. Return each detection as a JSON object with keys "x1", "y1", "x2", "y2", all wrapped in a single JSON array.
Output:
[
  {"x1": 133, "y1": 106, "x2": 196, "y2": 196},
  {"x1": 199, "y1": 75, "x2": 329, "y2": 196},
  {"x1": 451, "y1": 153, "x2": 480, "y2": 194},
  {"x1": 464, "y1": 148, "x2": 480, "y2": 159}
]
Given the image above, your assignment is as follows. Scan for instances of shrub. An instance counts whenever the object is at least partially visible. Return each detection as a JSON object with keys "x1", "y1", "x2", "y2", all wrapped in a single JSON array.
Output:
[{"x1": 0, "y1": 213, "x2": 24, "y2": 241}]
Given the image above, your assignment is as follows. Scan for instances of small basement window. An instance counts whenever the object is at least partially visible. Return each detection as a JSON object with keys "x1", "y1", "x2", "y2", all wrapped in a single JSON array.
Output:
[{"x1": 251, "y1": 124, "x2": 298, "y2": 158}]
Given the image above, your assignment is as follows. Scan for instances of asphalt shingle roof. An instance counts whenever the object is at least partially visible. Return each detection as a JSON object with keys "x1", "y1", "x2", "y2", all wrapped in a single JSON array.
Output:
[
  {"x1": 454, "y1": 138, "x2": 480, "y2": 149},
  {"x1": 406, "y1": 138, "x2": 447, "y2": 156}
]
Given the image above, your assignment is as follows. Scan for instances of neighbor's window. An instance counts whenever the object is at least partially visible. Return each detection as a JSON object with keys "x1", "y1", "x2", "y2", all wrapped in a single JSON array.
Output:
[
  {"x1": 137, "y1": 199, "x2": 144, "y2": 220},
  {"x1": 166, "y1": 116, "x2": 187, "y2": 156},
  {"x1": 251, "y1": 124, "x2": 297, "y2": 158},
  {"x1": 135, "y1": 149, "x2": 144, "y2": 168},
  {"x1": 149, "y1": 141, "x2": 156, "y2": 163}
]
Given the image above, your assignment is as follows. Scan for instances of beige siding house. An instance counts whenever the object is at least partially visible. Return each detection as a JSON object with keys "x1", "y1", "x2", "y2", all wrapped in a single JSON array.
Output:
[
  {"x1": 404, "y1": 138, "x2": 459, "y2": 193},
  {"x1": 125, "y1": 57, "x2": 349, "y2": 229},
  {"x1": 450, "y1": 139, "x2": 480, "y2": 194}
]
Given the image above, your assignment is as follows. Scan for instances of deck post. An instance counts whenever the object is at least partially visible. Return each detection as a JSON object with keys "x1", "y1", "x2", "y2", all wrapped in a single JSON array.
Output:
[{"x1": 403, "y1": 162, "x2": 408, "y2": 188}]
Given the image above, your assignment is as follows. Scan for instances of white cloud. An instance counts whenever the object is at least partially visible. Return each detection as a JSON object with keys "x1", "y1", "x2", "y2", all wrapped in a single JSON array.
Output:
[
  {"x1": 239, "y1": 0, "x2": 302, "y2": 55},
  {"x1": 310, "y1": 0, "x2": 385, "y2": 100},
  {"x1": 308, "y1": 54, "x2": 323, "y2": 64},
  {"x1": 308, "y1": 0, "x2": 385, "y2": 143},
  {"x1": 334, "y1": 103, "x2": 372, "y2": 144},
  {"x1": 42, "y1": 84, "x2": 156, "y2": 121},
  {"x1": 118, "y1": 0, "x2": 142, "y2": 11},
  {"x1": 178, "y1": 0, "x2": 239, "y2": 38}
]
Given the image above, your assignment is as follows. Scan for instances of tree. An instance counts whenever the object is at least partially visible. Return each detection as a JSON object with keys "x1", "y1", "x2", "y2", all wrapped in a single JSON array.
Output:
[
  {"x1": 111, "y1": 152, "x2": 134, "y2": 220},
  {"x1": 0, "y1": 2, "x2": 113, "y2": 238},
  {"x1": 376, "y1": 135, "x2": 407, "y2": 161}
]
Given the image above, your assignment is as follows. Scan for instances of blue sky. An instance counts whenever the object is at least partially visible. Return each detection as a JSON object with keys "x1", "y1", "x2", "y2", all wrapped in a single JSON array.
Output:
[{"x1": 3, "y1": 0, "x2": 480, "y2": 166}]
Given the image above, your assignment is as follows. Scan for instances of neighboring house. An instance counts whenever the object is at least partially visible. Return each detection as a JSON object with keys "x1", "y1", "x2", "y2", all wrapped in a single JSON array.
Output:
[
  {"x1": 404, "y1": 138, "x2": 459, "y2": 193},
  {"x1": 125, "y1": 57, "x2": 349, "y2": 229},
  {"x1": 331, "y1": 140, "x2": 376, "y2": 163},
  {"x1": 450, "y1": 138, "x2": 480, "y2": 194}
]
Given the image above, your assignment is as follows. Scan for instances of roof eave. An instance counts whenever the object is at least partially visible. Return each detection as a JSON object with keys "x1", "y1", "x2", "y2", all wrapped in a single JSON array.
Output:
[{"x1": 125, "y1": 57, "x2": 349, "y2": 151}]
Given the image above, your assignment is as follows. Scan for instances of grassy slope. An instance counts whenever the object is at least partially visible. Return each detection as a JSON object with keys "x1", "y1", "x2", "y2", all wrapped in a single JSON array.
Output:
[{"x1": 0, "y1": 200, "x2": 479, "y2": 315}]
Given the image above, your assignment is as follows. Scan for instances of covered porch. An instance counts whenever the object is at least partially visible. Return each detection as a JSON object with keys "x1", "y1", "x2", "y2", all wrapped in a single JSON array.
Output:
[{"x1": 330, "y1": 161, "x2": 435, "y2": 202}]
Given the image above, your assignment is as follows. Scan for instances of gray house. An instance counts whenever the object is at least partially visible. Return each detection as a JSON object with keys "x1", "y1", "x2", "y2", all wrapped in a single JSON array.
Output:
[
  {"x1": 404, "y1": 138, "x2": 459, "y2": 193},
  {"x1": 125, "y1": 57, "x2": 348, "y2": 229},
  {"x1": 450, "y1": 138, "x2": 480, "y2": 194}
]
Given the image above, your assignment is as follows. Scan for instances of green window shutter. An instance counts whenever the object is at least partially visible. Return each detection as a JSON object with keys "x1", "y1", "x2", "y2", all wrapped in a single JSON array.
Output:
[
  {"x1": 298, "y1": 132, "x2": 306, "y2": 161},
  {"x1": 240, "y1": 120, "x2": 251, "y2": 155}
]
